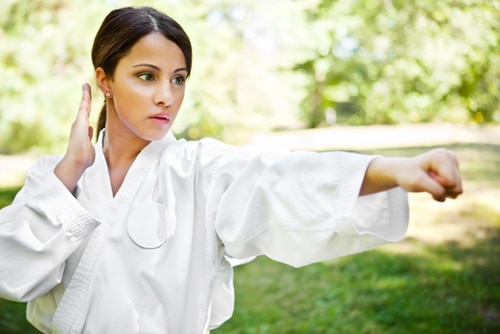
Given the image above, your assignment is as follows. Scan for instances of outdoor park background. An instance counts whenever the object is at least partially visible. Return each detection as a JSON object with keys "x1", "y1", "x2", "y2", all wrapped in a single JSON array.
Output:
[{"x1": 0, "y1": 0, "x2": 499, "y2": 333}]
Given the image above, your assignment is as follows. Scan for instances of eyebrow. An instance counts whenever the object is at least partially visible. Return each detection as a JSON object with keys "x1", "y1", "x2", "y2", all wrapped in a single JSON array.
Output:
[{"x1": 132, "y1": 63, "x2": 188, "y2": 73}]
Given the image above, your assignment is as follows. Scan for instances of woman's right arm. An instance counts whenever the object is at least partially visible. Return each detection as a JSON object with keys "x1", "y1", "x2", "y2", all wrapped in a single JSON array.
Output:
[
  {"x1": 0, "y1": 84, "x2": 99, "y2": 302},
  {"x1": 0, "y1": 158, "x2": 100, "y2": 302}
]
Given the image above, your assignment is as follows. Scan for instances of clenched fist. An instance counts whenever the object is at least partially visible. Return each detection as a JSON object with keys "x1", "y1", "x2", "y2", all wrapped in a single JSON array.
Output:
[{"x1": 361, "y1": 148, "x2": 463, "y2": 202}]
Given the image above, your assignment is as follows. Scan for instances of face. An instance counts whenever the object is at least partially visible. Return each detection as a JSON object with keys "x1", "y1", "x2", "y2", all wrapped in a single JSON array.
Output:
[{"x1": 100, "y1": 32, "x2": 188, "y2": 142}]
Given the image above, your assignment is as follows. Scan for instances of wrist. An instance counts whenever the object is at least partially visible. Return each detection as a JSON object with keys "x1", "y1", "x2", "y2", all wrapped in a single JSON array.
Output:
[
  {"x1": 54, "y1": 158, "x2": 87, "y2": 193},
  {"x1": 360, "y1": 157, "x2": 403, "y2": 196}
]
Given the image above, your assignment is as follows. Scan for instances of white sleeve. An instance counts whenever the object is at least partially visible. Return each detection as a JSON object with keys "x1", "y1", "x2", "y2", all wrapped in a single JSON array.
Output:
[
  {"x1": 210, "y1": 148, "x2": 409, "y2": 268},
  {"x1": 0, "y1": 156, "x2": 99, "y2": 302}
]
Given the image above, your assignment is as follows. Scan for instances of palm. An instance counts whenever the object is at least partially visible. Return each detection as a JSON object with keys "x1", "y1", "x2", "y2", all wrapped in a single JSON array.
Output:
[{"x1": 66, "y1": 83, "x2": 95, "y2": 168}]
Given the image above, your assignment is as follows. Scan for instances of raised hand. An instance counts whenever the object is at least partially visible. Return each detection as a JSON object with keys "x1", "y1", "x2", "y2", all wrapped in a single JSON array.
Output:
[{"x1": 54, "y1": 83, "x2": 96, "y2": 193}]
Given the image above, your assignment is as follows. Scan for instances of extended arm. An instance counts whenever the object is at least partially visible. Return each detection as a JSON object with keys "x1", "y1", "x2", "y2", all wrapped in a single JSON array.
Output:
[
  {"x1": 360, "y1": 148, "x2": 463, "y2": 201},
  {"x1": 213, "y1": 146, "x2": 462, "y2": 267}
]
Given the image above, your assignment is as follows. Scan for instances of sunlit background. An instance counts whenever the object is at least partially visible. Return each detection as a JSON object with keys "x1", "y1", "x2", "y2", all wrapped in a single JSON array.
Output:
[
  {"x1": 0, "y1": 0, "x2": 499, "y2": 333},
  {"x1": 1, "y1": 0, "x2": 499, "y2": 154}
]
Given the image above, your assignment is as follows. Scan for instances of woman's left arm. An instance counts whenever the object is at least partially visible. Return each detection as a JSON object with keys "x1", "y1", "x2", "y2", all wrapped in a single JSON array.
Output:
[{"x1": 360, "y1": 148, "x2": 463, "y2": 202}]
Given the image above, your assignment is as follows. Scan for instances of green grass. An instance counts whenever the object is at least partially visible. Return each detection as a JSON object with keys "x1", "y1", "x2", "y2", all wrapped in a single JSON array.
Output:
[
  {"x1": 0, "y1": 187, "x2": 20, "y2": 209},
  {"x1": 1, "y1": 143, "x2": 499, "y2": 333},
  {"x1": 217, "y1": 230, "x2": 500, "y2": 333}
]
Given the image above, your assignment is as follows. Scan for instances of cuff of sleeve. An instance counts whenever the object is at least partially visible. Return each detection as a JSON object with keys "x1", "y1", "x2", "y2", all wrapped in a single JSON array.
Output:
[
  {"x1": 28, "y1": 172, "x2": 100, "y2": 240},
  {"x1": 351, "y1": 187, "x2": 409, "y2": 242},
  {"x1": 327, "y1": 153, "x2": 378, "y2": 233}
]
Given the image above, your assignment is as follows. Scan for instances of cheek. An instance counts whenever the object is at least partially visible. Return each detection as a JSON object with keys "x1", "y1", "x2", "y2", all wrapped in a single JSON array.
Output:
[
  {"x1": 114, "y1": 76, "x2": 150, "y2": 97},
  {"x1": 171, "y1": 95, "x2": 185, "y2": 119},
  {"x1": 114, "y1": 85, "x2": 152, "y2": 109},
  {"x1": 177, "y1": 91, "x2": 185, "y2": 105},
  {"x1": 166, "y1": 88, "x2": 184, "y2": 113},
  {"x1": 174, "y1": 89, "x2": 185, "y2": 107},
  {"x1": 122, "y1": 83, "x2": 150, "y2": 99}
]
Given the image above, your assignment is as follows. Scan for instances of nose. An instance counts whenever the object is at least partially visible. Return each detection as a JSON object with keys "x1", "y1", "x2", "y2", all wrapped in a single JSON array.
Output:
[{"x1": 155, "y1": 81, "x2": 174, "y2": 107}]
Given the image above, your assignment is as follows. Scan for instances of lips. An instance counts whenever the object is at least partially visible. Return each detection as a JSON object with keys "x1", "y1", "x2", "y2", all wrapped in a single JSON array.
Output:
[{"x1": 149, "y1": 112, "x2": 171, "y2": 125}]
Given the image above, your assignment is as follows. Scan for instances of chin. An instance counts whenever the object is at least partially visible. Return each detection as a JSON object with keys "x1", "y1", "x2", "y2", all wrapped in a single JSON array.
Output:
[{"x1": 143, "y1": 129, "x2": 171, "y2": 142}]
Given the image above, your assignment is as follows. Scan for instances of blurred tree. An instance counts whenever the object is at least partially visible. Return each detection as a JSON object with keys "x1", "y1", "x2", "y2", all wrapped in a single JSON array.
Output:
[
  {"x1": 0, "y1": 0, "x2": 108, "y2": 154},
  {"x1": 294, "y1": 0, "x2": 500, "y2": 126},
  {"x1": 161, "y1": 0, "x2": 307, "y2": 141},
  {"x1": 1, "y1": 0, "x2": 498, "y2": 153}
]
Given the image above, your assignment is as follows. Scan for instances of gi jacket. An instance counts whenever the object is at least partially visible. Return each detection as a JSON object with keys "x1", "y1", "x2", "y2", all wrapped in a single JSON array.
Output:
[{"x1": 0, "y1": 131, "x2": 408, "y2": 333}]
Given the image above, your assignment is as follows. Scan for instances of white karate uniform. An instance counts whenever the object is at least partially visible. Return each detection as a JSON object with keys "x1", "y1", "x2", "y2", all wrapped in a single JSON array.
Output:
[{"x1": 0, "y1": 131, "x2": 408, "y2": 333}]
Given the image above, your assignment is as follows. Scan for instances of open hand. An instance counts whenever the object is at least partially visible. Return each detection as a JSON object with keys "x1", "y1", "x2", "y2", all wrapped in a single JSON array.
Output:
[
  {"x1": 66, "y1": 83, "x2": 96, "y2": 169},
  {"x1": 54, "y1": 83, "x2": 96, "y2": 192}
]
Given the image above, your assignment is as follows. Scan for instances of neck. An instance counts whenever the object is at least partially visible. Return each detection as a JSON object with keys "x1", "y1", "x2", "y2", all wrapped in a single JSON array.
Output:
[
  {"x1": 101, "y1": 129, "x2": 150, "y2": 196},
  {"x1": 103, "y1": 132, "x2": 149, "y2": 165},
  {"x1": 101, "y1": 106, "x2": 151, "y2": 167}
]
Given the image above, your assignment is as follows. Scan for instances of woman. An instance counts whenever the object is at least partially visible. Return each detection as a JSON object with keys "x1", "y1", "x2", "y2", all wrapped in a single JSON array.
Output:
[{"x1": 0, "y1": 6, "x2": 462, "y2": 333}]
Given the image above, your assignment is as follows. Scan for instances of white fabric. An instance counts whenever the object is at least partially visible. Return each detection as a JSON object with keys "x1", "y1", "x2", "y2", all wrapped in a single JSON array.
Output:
[{"x1": 0, "y1": 131, "x2": 408, "y2": 333}]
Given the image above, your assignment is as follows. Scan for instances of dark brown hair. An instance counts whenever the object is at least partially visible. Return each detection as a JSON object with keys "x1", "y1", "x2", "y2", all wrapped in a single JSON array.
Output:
[{"x1": 91, "y1": 6, "x2": 192, "y2": 136}]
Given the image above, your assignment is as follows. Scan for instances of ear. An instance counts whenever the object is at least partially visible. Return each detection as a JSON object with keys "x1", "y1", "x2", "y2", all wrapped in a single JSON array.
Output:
[{"x1": 95, "y1": 67, "x2": 112, "y2": 96}]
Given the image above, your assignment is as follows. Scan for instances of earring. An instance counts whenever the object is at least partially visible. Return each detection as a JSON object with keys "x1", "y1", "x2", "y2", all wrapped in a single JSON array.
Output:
[{"x1": 106, "y1": 92, "x2": 111, "y2": 98}]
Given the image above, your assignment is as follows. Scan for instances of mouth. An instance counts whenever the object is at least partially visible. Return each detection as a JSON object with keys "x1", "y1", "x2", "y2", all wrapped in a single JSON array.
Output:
[{"x1": 149, "y1": 113, "x2": 172, "y2": 125}]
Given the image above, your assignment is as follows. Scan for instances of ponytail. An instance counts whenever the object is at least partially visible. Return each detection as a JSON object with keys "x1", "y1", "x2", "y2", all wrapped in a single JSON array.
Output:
[{"x1": 96, "y1": 103, "x2": 106, "y2": 139}]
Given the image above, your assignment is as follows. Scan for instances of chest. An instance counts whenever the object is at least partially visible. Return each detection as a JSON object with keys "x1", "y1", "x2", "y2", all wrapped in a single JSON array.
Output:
[{"x1": 108, "y1": 164, "x2": 131, "y2": 197}]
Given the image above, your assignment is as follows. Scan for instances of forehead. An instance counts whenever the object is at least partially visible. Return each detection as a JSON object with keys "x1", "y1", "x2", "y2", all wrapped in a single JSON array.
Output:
[{"x1": 120, "y1": 32, "x2": 186, "y2": 69}]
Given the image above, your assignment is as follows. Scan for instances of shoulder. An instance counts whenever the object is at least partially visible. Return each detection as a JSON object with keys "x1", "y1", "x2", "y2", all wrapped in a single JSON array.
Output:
[
  {"x1": 160, "y1": 136, "x2": 235, "y2": 160},
  {"x1": 158, "y1": 137, "x2": 236, "y2": 173},
  {"x1": 158, "y1": 136, "x2": 290, "y2": 181},
  {"x1": 167, "y1": 136, "x2": 290, "y2": 164}
]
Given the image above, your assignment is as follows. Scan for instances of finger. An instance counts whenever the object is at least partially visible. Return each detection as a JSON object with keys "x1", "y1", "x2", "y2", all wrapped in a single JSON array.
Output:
[
  {"x1": 433, "y1": 193, "x2": 447, "y2": 202},
  {"x1": 428, "y1": 169, "x2": 461, "y2": 200},
  {"x1": 77, "y1": 83, "x2": 92, "y2": 120},
  {"x1": 416, "y1": 148, "x2": 463, "y2": 201},
  {"x1": 428, "y1": 151, "x2": 459, "y2": 186},
  {"x1": 434, "y1": 178, "x2": 462, "y2": 200},
  {"x1": 417, "y1": 171, "x2": 446, "y2": 201},
  {"x1": 432, "y1": 173, "x2": 462, "y2": 200},
  {"x1": 451, "y1": 151, "x2": 463, "y2": 195},
  {"x1": 434, "y1": 150, "x2": 463, "y2": 198},
  {"x1": 447, "y1": 162, "x2": 463, "y2": 196}
]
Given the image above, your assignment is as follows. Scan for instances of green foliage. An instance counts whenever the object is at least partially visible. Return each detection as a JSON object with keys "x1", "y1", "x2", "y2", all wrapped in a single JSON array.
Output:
[
  {"x1": 295, "y1": 0, "x2": 500, "y2": 126},
  {"x1": 0, "y1": 0, "x2": 108, "y2": 154},
  {"x1": 0, "y1": 120, "x2": 50, "y2": 154},
  {"x1": 167, "y1": 0, "x2": 307, "y2": 141},
  {"x1": 1, "y1": 0, "x2": 499, "y2": 153},
  {"x1": 0, "y1": 186, "x2": 19, "y2": 208}
]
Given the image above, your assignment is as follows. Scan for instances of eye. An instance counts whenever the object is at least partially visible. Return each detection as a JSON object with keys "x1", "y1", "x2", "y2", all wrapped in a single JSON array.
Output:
[
  {"x1": 138, "y1": 72, "x2": 155, "y2": 81},
  {"x1": 171, "y1": 76, "x2": 186, "y2": 85}
]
